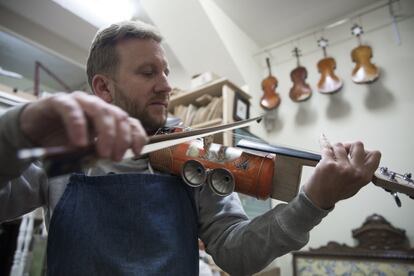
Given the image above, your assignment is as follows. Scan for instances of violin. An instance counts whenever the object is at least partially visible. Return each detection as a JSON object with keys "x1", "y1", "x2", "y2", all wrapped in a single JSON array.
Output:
[
  {"x1": 351, "y1": 24, "x2": 380, "y2": 84},
  {"x1": 316, "y1": 37, "x2": 343, "y2": 94},
  {"x1": 150, "y1": 129, "x2": 414, "y2": 205},
  {"x1": 289, "y1": 48, "x2": 312, "y2": 102},
  {"x1": 260, "y1": 58, "x2": 281, "y2": 110},
  {"x1": 18, "y1": 118, "x2": 414, "y2": 204}
]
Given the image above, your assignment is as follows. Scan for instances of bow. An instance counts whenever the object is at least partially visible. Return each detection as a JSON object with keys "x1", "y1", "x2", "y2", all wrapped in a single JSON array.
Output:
[{"x1": 17, "y1": 116, "x2": 263, "y2": 175}]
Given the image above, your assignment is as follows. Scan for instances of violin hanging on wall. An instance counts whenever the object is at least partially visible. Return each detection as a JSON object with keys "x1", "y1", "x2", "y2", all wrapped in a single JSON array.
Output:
[
  {"x1": 316, "y1": 37, "x2": 343, "y2": 94},
  {"x1": 351, "y1": 24, "x2": 380, "y2": 84},
  {"x1": 289, "y1": 47, "x2": 312, "y2": 102},
  {"x1": 260, "y1": 57, "x2": 281, "y2": 110}
]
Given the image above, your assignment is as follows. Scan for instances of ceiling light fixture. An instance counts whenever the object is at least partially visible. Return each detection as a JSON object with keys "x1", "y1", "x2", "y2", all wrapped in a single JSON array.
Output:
[
  {"x1": 53, "y1": 0, "x2": 136, "y2": 28},
  {"x1": 325, "y1": 18, "x2": 349, "y2": 30},
  {"x1": 0, "y1": 67, "x2": 23, "y2": 79}
]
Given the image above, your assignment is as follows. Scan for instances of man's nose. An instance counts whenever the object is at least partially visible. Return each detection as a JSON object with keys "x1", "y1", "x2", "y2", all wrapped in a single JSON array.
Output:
[{"x1": 156, "y1": 73, "x2": 172, "y2": 94}]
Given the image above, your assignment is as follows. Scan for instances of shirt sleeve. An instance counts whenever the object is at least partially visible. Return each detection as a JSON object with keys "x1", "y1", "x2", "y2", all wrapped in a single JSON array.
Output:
[
  {"x1": 0, "y1": 105, "x2": 47, "y2": 222},
  {"x1": 0, "y1": 105, "x2": 34, "y2": 183},
  {"x1": 198, "y1": 185, "x2": 332, "y2": 275}
]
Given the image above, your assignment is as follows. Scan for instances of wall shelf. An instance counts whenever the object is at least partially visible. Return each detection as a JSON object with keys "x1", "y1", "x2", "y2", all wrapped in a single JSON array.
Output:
[{"x1": 169, "y1": 78, "x2": 251, "y2": 146}]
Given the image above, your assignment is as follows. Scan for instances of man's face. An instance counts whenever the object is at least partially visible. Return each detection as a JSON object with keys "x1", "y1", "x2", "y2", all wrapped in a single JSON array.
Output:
[{"x1": 111, "y1": 38, "x2": 172, "y2": 134}]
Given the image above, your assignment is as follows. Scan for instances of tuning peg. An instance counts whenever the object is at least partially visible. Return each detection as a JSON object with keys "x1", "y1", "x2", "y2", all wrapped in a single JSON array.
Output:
[
  {"x1": 351, "y1": 24, "x2": 364, "y2": 36},
  {"x1": 317, "y1": 37, "x2": 328, "y2": 48},
  {"x1": 404, "y1": 172, "x2": 412, "y2": 182},
  {"x1": 383, "y1": 188, "x2": 402, "y2": 207},
  {"x1": 380, "y1": 167, "x2": 389, "y2": 175},
  {"x1": 392, "y1": 192, "x2": 402, "y2": 207}
]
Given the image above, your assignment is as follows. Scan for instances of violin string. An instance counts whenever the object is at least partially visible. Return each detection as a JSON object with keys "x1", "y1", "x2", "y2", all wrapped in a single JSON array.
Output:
[
  {"x1": 224, "y1": 130, "x2": 320, "y2": 157},
  {"x1": 229, "y1": 131, "x2": 265, "y2": 144}
]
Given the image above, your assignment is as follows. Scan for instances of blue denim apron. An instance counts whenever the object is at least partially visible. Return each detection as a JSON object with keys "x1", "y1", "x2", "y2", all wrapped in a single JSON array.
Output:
[{"x1": 47, "y1": 173, "x2": 199, "y2": 275}]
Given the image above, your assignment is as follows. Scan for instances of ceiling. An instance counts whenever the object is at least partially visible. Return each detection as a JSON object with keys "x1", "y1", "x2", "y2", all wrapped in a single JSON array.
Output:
[
  {"x1": 0, "y1": 0, "x2": 381, "y2": 92},
  {"x1": 211, "y1": 0, "x2": 379, "y2": 47},
  {"x1": 0, "y1": 30, "x2": 88, "y2": 91}
]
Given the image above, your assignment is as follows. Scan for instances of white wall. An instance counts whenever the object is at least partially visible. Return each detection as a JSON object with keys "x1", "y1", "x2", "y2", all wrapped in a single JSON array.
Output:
[
  {"x1": 201, "y1": 0, "x2": 414, "y2": 275},
  {"x1": 141, "y1": 0, "x2": 245, "y2": 87},
  {"x1": 199, "y1": 0, "x2": 266, "y2": 141},
  {"x1": 166, "y1": 60, "x2": 192, "y2": 90}
]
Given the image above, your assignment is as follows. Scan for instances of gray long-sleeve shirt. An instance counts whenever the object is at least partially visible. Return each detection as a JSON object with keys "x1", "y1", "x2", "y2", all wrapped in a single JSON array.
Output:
[{"x1": 0, "y1": 105, "x2": 331, "y2": 275}]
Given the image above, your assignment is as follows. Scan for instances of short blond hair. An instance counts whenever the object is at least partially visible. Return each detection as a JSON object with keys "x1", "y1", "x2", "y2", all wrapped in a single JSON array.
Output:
[{"x1": 86, "y1": 21, "x2": 162, "y2": 90}]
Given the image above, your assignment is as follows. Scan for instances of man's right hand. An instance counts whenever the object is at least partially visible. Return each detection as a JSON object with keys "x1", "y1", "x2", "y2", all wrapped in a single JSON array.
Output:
[{"x1": 19, "y1": 91, "x2": 148, "y2": 161}]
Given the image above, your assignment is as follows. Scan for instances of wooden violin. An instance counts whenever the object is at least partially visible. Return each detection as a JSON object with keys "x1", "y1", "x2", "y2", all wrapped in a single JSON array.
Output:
[
  {"x1": 351, "y1": 24, "x2": 380, "y2": 84},
  {"x1": 317, "y1": 37, "x2": 343, "y2": 94},
  {"x1": 260, "y1": 58, "x2": 281, "y2": 110},
  {"x1": 289, "y1": 47, "x2": 312, "y2": 102}
]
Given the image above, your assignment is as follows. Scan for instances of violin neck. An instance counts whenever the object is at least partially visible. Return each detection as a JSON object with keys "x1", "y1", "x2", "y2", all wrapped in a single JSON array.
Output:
[
  {"x1": 266, "y1": 57, "x2": 272, "y2": 76},
  {"x1": 293, "y1": 48, "x2": 301, "y2": 67},
  {"x1": 237, "y1": 139, "x2": 320, "y2": 163},
  {"x1": 238, "y1": 139, "x2": 414, "y2": 202},
  {"x1": 357, "y1": 35, "x2": 362, "y2": 46},
  {"x1": 322, "y1": 47, "x2": 327, "y2": 58}
]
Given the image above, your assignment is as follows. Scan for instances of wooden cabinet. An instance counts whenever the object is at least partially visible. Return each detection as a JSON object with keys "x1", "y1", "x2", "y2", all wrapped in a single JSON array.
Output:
[{"x1": 168, "y1": 77, "x2": 251, "y2": 146}]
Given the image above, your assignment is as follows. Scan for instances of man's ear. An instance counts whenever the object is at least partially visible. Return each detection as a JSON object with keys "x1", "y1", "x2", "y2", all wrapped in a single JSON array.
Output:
[{"x1": 92, "y1": 74, "x2": 114, "y2": 103}]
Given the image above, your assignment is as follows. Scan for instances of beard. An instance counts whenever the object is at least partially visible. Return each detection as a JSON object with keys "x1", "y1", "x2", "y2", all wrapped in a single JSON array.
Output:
[{"x1": 112, "y1": 87, "x2": 168, "y2": 134}]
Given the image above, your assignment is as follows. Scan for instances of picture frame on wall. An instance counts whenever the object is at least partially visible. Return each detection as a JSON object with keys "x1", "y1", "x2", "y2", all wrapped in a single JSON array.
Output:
[{"x1": 233, "y1": 93, "x2": 250, "y2": 121}]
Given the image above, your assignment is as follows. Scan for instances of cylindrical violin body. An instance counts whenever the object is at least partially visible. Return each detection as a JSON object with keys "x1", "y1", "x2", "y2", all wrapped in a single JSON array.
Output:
[
  {"x1": 149, "y1": 139, "x2": 275, "y2": 199},
  {"x1": 351, "y1": 45, "x2": 379, "y2": 83},
  {"x1": 317, "y1": 57, "x2": 343, "y2": 93},
  {"x1": 289, "y1": 66, "x2": 312, "y2": 102}
]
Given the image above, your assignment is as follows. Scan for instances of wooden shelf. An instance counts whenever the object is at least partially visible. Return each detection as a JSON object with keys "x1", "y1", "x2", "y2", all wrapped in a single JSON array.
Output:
[
  {"x1": 169, "y1": 77, "x2": 250, "y2": 110},
  {"x1": 169, "y1": 78, "x2": 251, "y2": 146}
]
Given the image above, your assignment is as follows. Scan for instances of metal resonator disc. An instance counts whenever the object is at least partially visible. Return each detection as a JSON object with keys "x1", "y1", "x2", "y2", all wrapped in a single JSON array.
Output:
[
  {"x1": 208, "y1": 168, "x2": 235, "y2": 196},
  {"x1": 182, "y1": 160, "x2": 207, "y2": 187}
]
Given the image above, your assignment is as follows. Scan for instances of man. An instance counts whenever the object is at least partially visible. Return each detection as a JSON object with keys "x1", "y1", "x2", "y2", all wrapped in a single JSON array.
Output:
[{"x1": 0, "y1": 21, "x2": 381, "y2": 275}]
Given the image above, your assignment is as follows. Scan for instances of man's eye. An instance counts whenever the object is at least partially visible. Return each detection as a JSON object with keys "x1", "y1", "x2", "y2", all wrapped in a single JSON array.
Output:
[{"x1": 141, "y1": 71, "x2": 155, "y2": 77}]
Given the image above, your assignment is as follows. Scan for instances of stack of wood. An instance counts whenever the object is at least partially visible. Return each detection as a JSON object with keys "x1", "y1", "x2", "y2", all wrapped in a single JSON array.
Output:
[
  {"x1": 173, "y1": 94, "x2": 223, "y2": 127},
  {"x1": 170, "y1": 87, "x2": 186, "y2": 98}
]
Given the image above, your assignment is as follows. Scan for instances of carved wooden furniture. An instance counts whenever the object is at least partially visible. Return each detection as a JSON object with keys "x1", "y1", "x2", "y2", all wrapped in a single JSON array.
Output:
[{"x1": 292, "y1": 214, "x2": 414, "y2": 275}]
